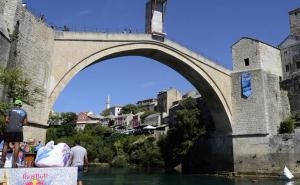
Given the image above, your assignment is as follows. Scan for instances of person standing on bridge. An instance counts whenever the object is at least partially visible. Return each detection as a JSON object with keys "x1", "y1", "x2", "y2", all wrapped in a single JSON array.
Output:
[
  {"x1": 69, "y1": 139, "x2": 88, "y2": 185},
  {"x1": 1, "y1": 99, "x2": 27, "y2": 167}
]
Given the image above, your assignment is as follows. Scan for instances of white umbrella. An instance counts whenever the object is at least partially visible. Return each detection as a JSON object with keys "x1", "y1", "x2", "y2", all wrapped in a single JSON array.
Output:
[{"x1": 143, "y1": 125, "x2": 156, "y2": 130}]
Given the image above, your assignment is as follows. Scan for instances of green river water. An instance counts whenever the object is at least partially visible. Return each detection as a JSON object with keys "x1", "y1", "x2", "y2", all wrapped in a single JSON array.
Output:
[{"x1": 83, "y1": 167, "x2": 298, "y2": 185}]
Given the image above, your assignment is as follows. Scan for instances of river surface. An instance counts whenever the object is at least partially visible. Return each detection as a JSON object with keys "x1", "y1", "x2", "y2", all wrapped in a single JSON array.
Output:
[{"x1": 83, "y1": 167, "x2": 299, "y2": 185}]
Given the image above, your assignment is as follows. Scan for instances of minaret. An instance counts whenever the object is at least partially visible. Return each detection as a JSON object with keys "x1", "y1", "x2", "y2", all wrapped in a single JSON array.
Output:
[{"x1": 106, "y1": 95, "x2": 110, "y2": 109}]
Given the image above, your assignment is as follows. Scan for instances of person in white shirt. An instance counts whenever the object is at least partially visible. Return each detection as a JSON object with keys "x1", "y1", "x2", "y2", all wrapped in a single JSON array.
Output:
[{"x1": 69, "y1": 140, "x2": 88, "y2": 185}]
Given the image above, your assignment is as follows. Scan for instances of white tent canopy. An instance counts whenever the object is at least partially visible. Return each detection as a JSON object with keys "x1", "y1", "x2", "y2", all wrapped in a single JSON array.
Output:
[{"x1": 143, "y1": 125, "x2": 156, "y2": 130}]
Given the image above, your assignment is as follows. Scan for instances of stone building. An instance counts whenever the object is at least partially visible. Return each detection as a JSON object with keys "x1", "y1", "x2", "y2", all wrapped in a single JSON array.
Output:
[
  {"x1": 136, "y1": 98, "x2": 157, "y2": 111},
  {"x1": 76, "y1": 112, "x2": 100, "y2": 130},
  {"x1": 143, "y1": 113, "x2": 161, "y2": 127},
  {"x1": 108, "y1": 106, "x2": 122, "y2": 116},
  {"x1": 157, "y1": 88, "x2": 182, "y2": 115},
  {"x1": 279, "y1": 8, "x2": 300, "y2": 113},
  {"x1": 230, "y1": 37, "x2": 291, "y2": 172},
  {"x1": 113, "y1": 113, "x2": 133, "y2": 130},
  {"x1": 131, "y1": 112, "x2": 144, "y2": 128}
]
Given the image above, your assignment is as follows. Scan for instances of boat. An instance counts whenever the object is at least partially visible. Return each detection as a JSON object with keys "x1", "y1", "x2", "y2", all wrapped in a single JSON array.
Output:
[{"x1": 281, "y1": 166, "x2": 294, "y2": 180}]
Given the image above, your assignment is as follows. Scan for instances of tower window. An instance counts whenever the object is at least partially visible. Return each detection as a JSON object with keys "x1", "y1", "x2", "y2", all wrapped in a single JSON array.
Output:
[
  {"x1": 244, "y1": 58, "x2": 250, "y2": 66},
  {"x1": 286, "y1": 65, "x2": 290, "y2": 72},
  {"x1": 297, "y1": 62, "x2": 300, "y2": 69}
]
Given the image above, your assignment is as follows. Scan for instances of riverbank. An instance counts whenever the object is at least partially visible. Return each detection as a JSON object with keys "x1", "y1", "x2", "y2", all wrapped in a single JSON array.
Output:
[
  {"x1": 88, "y1": 163, "x2": 110, "y2": 168},
  {"x1": 211, "y1": 171, "x2": 300, "y2": 180}
]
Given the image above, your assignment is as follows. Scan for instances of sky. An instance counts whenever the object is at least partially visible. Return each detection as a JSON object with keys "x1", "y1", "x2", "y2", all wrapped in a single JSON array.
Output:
[{"x1": 25, "y1": 0, "x2": 300, "y2": 114}]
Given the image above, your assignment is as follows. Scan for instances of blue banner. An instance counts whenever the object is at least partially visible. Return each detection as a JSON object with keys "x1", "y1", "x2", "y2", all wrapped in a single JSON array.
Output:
[{"x1": 241, "y1": 72, "x2": 252, "y2": 97}]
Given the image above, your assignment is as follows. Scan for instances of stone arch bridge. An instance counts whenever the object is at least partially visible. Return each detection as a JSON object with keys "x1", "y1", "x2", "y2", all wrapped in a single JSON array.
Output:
[
  {"x1": 49, "y1": 32, "x2": 233, "y2": 134},
  {"x1": 2, "y1": 0, "x2": 293, "y2": 173}
]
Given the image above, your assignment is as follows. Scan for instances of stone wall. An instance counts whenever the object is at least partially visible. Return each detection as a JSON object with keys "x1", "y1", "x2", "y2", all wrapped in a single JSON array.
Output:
[
  {"x1": 0, "y1": 33, "x2": 10, "y2": 100},
  {"x1": 0, "y1": 0, "x2": 55, "y2": 142},
  {"x1": 0, "y1": 34, "x2": 10, "y2": 68},
  {"x1": 279, "y1": 38, "x2": 300, "y2": 114},
  {"x1": 0, "y1": 0, "x2": 19, "y2": 37},
  {"x1": 7, "y1": 2, "x2": 54, "y2": 126},
  {"x1": 184, "y1": 135, "x2": 234, "y2": 173},
  {"x1": 289, "y1": 8, "x2": 300, "y2": 36},
  {"x1": 231, "y1": 38, "x2": 286, "y2": 136},
  {"x1": 231, "y1": 70, "x2": 269, "y2": 135},
  {"x1": 233, "y1": 132, "x2": 300, "y2": 174},
  {"x1": 231, "y1": 37, "x2": 295, "y2": 173},
  {"x1": 281, "y1": 76, "x2": 300, "y2": 114},
  {"x1": 23, "y1": 126, "x2": 47, "y2": 144},
  {"x1": 187, "y1": 132, "x2": 300, "y2": 174},
  {"x1": 231, "y1": 69, "x2": 288, "y2": 136},
  {"x1": 280, "y1": 42, "x2": 300, "y2": 80}
]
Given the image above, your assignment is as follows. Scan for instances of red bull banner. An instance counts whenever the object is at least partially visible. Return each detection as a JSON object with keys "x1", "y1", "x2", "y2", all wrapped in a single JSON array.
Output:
[{"x1": 0, "y1": 167, "x2": 77, "y2": 185}]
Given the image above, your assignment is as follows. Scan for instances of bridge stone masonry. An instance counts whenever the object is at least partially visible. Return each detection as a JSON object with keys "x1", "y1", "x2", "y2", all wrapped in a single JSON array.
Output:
[{"x1": 1, "y1": 0, "x2": 300, "y2": 174}]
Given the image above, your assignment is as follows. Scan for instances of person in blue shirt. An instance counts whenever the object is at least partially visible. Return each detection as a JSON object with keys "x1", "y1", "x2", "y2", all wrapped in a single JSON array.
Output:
[
  {"x1": 1, "y1": 99, "x2": 27, "y2": 167},
  {"x1": 34, "y1": 141, "x2": 43, "y2": 153}
]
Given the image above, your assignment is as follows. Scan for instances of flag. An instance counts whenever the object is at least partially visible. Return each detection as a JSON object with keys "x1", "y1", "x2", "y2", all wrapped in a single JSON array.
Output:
[{"x1": 241, "y1": 72, "x2": 252, "y2": 97}]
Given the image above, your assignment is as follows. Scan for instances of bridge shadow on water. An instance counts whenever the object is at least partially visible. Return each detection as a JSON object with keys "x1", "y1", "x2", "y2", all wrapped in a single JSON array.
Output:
[{"x1": 83, "y1": 167, "x2": 296, "y2": 185}]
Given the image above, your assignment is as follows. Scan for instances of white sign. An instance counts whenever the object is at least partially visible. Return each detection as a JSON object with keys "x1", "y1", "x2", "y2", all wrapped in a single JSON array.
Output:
[
  {"x1": 152, "y1": 10, "x2": 163, "y2": 33},
  {"x1": 0, "y1": 167, "x2": 77, "y2": 185}
]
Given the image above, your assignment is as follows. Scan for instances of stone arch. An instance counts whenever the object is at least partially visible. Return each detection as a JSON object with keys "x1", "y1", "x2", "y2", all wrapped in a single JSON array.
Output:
[{"x1": 49, "y1": 38, "x2": 232, "y2": 134}]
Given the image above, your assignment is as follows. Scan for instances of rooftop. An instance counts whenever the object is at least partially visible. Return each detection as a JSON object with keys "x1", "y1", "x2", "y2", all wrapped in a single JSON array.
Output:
[{"x1": 289, "y1": 8, "x2": 300, "y2": 15}]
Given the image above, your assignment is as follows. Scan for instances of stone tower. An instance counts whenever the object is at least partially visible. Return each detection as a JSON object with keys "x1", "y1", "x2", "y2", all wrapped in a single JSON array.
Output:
[
  {"x1": 231, "y1": 37, "x2": 285, "y2": 136},
  {"x1": 289, "y1": 8, "x2": 300, "y2": 36},
  {"x1": 145, "y1": 0, "x2": 167, "y2": 37},
  {"x1": 279, "y1": 7, "x2": 300, "y2": 113},
  {"x1": 231, "y1": 37, "x2": 290, "y2": 172}
]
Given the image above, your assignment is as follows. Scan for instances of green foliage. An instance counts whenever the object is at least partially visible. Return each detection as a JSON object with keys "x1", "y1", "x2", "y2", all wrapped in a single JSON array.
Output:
[
  {"x1": 279, "y1": 116, "x2": 296, "y2": 134},
  {"x1": 60, "y1": 112, "x2": 77, "y2": 125},
  {"x1": 292, "y1": 112, "x2": 300, "y2": 121},
  {"x1": 121, "y1": 104, "x2": 138, "y2": 114},
  {"x1": 110, "y1": 154, "x2": 128, "y2": 167},
  {"x1": 98, "y1": 146, "x2": 114, "y2": 162},
  {"x1": 101, "y1": 109, "x2": 111, "y2": 116},
  {"x1": 0, "y1": 67, "x2": 43, "y2": 105},
  {"x1": 46, "y1": 127, "x2": 58, "y2": 142},
  {"x1": 158, "y1": 97, "x2": 206, "y2": 167},
  {"x1": 0, "y1": 67, "x2": 43, "y2": 137},
  {"x1": 48, "y1": 112, "x2": 77, "y2": 126},
  {"x1": 129, "y1": 137, "x2": 164, "y2": 168},
  {"x1": 0, "y1": 102, "x2": 12, "y2": 138},
  {"x1": 47, "y1": 112, "x2": 61, "y2": 125},
  {"x1": 46, "y1": 124, "x2": 164, "y2": 167}
]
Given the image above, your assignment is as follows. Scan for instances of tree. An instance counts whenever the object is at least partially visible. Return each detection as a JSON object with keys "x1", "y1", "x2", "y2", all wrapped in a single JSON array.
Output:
[
  {"x1": 60, "y1": 112, "x2": 77, "y2": 125},
  {"x1": 101, "y1": 109, "x2": 110, "y2": 116},
  {"x1": 0, "y1": 67, "x2": 43, "y2": 105},
  {"x1": 158, "y1": 97, "x2": 206, "y2": 168},
  {"x1": 0, "y1": 67, "x2": 43, "y2": 136},
  {"x1": 121, "y1": 104, "x2": 138, "y2": 114},
  {"x1": 48, "y1": 112, "x2": 61, "y2": 126}
]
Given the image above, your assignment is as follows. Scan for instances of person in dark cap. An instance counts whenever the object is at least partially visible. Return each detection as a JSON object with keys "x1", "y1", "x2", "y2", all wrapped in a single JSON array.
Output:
[{"x1": 1, "y1": 99, "x2": 27, "y2": 167}]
